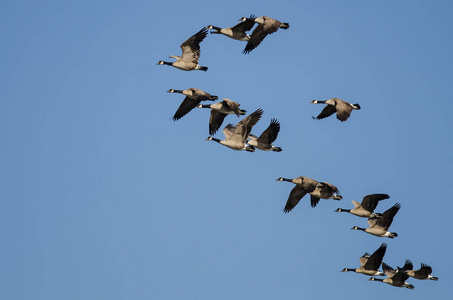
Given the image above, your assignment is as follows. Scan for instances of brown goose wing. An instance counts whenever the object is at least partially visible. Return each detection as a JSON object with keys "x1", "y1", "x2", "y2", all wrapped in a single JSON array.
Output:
[
  {"x1": 242, "y1": 25, "x2": 268, "y2": 54},
  {"x1": 180, "y1": 28, "x2": 208, "y2": 63},
  {"x1": 257, "y1": 118, "x2": 280, "y2": 144},
  {"x1": 283, "y1": 185, "x2": 308, "y2": 213},
  {"x1": 172, "y1": 97, "x2": 199, "y2": 120}
]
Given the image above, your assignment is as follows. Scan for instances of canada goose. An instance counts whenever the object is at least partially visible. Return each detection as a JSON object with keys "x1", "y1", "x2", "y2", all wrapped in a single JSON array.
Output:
[
  {"x1": 206, "y1": 15, "x2": 256, "y2": 41},
  {"x1": 351, "y1": 203, "x2": 401, "y2": 238},
  {"x1": 239, "y1": 16, "x2": 289, "y2": 54},
  {"x1": 368, "y1": 262, "x2": 415, "y2": 289},
  {"x1": 398, "y1": 260, "x2": 438, "y2": 280},
  {"x1": 310, "y1": 98, "x2": 361, "y2": 122},
  {"x1": 198, "y1": 98, "x2": 247, "y2": 135},
  {"x1": 157, "y1": 28, "x2": 208, "y2": 71},
  {"x1": 247, "y1": 118, "x2": 282, "y2": 152},
  {"x1": 276, "y1": 177, "x2": 341, "y2": 213},
  {"x1": 205, "y1": 108, "x2": 263, "y2": 151},
  {"x1": 167, "y1": 88, "x2": 218, "y2": 121},
  {"x1": 335, "y1": 194, "x2": 390, "y2": 218},
  {"x1": 341, "y1": 243, "x2": 387, "y2": 276}
]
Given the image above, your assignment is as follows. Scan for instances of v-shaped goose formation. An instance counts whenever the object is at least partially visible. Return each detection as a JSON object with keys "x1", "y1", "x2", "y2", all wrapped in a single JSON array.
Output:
[{"x1": 157, "y1": 14, "x2": 437, "y2": 292}]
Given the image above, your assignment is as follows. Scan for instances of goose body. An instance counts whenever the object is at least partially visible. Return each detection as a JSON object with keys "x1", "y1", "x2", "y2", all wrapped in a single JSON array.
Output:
[
  {"x1": 398, "y1": 260, "x2": 438, "y2": 280},
  {"x1": 310, "y1": 98, "x2": 360, "y2": 122},
  {"x1": 335, "y1": 193, "x2": 390, "y2": 218},
  {"x1": 167, "y1": 88, "x2": 218, "y2": 121},
  {"x1": 206, "y1": 108, "x2": 263, "y2": 151},
  {"x1": 157, "y1": 28, "x2": 208, "y2": 71},
  {"x1": 276, "y1": 176, "x2": 341, "y2": 213},
  {"x1": 341, "y1": 243, "x2": 387, "y2": 276},
  {"x1": 351, "y1": 203, "x2": 401, "y2": 238},
  {"x1": 247, "y1": 118, "x2": 282, "y2": 152},
  {"x1": 198, "y1": 98, "x2": 247, "y2": 135},
  {"x1": 240, "y1": 15, "x2": 289, "y2": 54},
  {"x1": 206, "y1": 15, "x2": 256, "y2": 41},
  {"x1": 369, "y1": 262, "x2": 415, "y2": 289}
]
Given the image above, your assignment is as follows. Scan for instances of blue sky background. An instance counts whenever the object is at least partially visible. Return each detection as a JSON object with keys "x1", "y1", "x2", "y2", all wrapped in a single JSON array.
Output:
[{"x1": 1, "y1": 0, "x2": 452, "y2": 299}]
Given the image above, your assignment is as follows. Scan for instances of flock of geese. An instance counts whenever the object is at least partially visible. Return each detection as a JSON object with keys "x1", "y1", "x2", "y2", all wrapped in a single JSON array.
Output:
[{"x1": 157, "y1": 15, "x2": 438, "y2": 290}]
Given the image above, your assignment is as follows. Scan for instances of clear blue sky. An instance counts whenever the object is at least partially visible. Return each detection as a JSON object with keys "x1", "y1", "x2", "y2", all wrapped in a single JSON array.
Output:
[{"x1": 1, "y1": 1, "x2": 452, "y2": 299}]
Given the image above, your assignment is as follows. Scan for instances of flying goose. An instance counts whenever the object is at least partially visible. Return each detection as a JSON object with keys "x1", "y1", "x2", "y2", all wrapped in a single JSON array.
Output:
[
  {"x1": 157, "y1": 28, "x2": 208, "y2": 71},
  {"x1": 198, "y1": 98, "x2": 247, "y2": 135},
  {"x1": 247, "y1": 118, "x2": 282, "y2": 152},
  {"x1": 167, "y1": 88, "x2": 218, "y2": 121},
  {"x1": 368, "y1": 262, "x2": 415, "y2": 289},
  {"x1": 351, "y1": 203, "x2": 401, "y2": 238},
  {"x1": 276, "y1": 177, "x2": 341, "y2": 213},
  {"x1": 335, "y1": 194, "x2": 390, "y2": 218},
  {"x1": 206, "y1": 15, "x2": 256, "y2": 41},
  {"x1": 310, "y1": 98, "x2": 361, "y2": 122},
  {"x1": 341, "y1": 243, "x2": 387, "y2": 276},
  {"x1": 240, "y1": 16, "x2": 289, "y2": 54},
  {"x1": 205, "y1": 108, "x2": 263, "y2": 152},
  {"x1": 398, "y1": 260, "x2": 438, "y2": 280}
]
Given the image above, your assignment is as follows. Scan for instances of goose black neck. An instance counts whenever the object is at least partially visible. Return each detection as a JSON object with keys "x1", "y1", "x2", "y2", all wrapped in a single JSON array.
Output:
[
  {"x1": 199, "y1": 104, "x2": 211, "y2": 108},
  {"x1": 210, "y1": 137, "x2": 221, "y2": 143}
]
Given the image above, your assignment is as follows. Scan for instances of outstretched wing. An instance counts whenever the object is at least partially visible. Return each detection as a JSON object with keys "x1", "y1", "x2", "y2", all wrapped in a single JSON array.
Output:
[
  {"x1": 242, "y1": 25, "x2": 268, "y2": 54},
  {"x1": 231, "y1": 108, "x2": 263, "y2": 143},
  {"x1": 232, "y1": 14, "x2": 257, "y2": 32},
  {"x1": 313, "y1": 105, "x2": 336, "y2": 120},
  {"x1": 335, "y1": 100, "x2": 354, "y2": 122},
  {"x1": 361, "y1": 194, "x2": 390, "y2": 212},
  {"x1": 364, "y1": 243, "x2": 387, "y2": 271},
  {"x1": 180, "y1": 28, "x2": 208, "y2": 63},
  {"x1": 209, "y1": 110, "x2": 227, "y2": 136},
  {"x1": 283, "y1": 185, "x2": 308, "y2": 213},
  {"x1": 172, "y1": 97, "x2": 199, "y2": 120},
  {"x1": 257, "y1": 118, "x2": 280, "y2": 144},
  {"x1": 375, "y1": 203, "x2": 400, "y2": 229}
]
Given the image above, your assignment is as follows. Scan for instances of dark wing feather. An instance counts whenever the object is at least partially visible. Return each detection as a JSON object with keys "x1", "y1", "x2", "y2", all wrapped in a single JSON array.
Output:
[
  {"x1": 314, "y1": 105, "x2": 336, "y2": 120},
  {"x1": 180, "y1": 28, "x2": 208, "y2": 63},
  {"x1": 233, "y1": 108, "x2": 263, "y2": 143},
  {"x1": 209, "y1": 110, "x2": 227, "y2": 135},
  {"x1": 415, "y1": 263, "x2": 433, "y2": 276},
  {"x1": 391, "y1": 271, "x2": 410, "y2": 282},
  {"x1": 232, "y1": 14, "x2": 257, "y2": 32},
  {"x1": 172, "y1": 97, "x2": 199, "y2": 120},
  {"x1": 361, "y1": 194, "x2": 390, "y2": 212},
  {"x1": 375, "y1": 203, "x2": 400, "y2": 229},
  {"x1": 242, "y1": 25, "x2": 268, "y2": 54},
  {"x1": 382, "y1": 262, "x2": 396, "y2": 278},
  {"x1": 402, "y1": 259, "x2": 414, "y2": 271},
  {"x1": 310, "y1": 194, "x2": 320, "y2": 208},
  {"x1": 257, "y1": 118, "x2": 280, "y2": 144},
  {"x1": 364, "y1": 243, "x2": 387, "y2": 271},
  {"x1": 283, "y1": 185, "x2": 308, "y2": 213}
]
